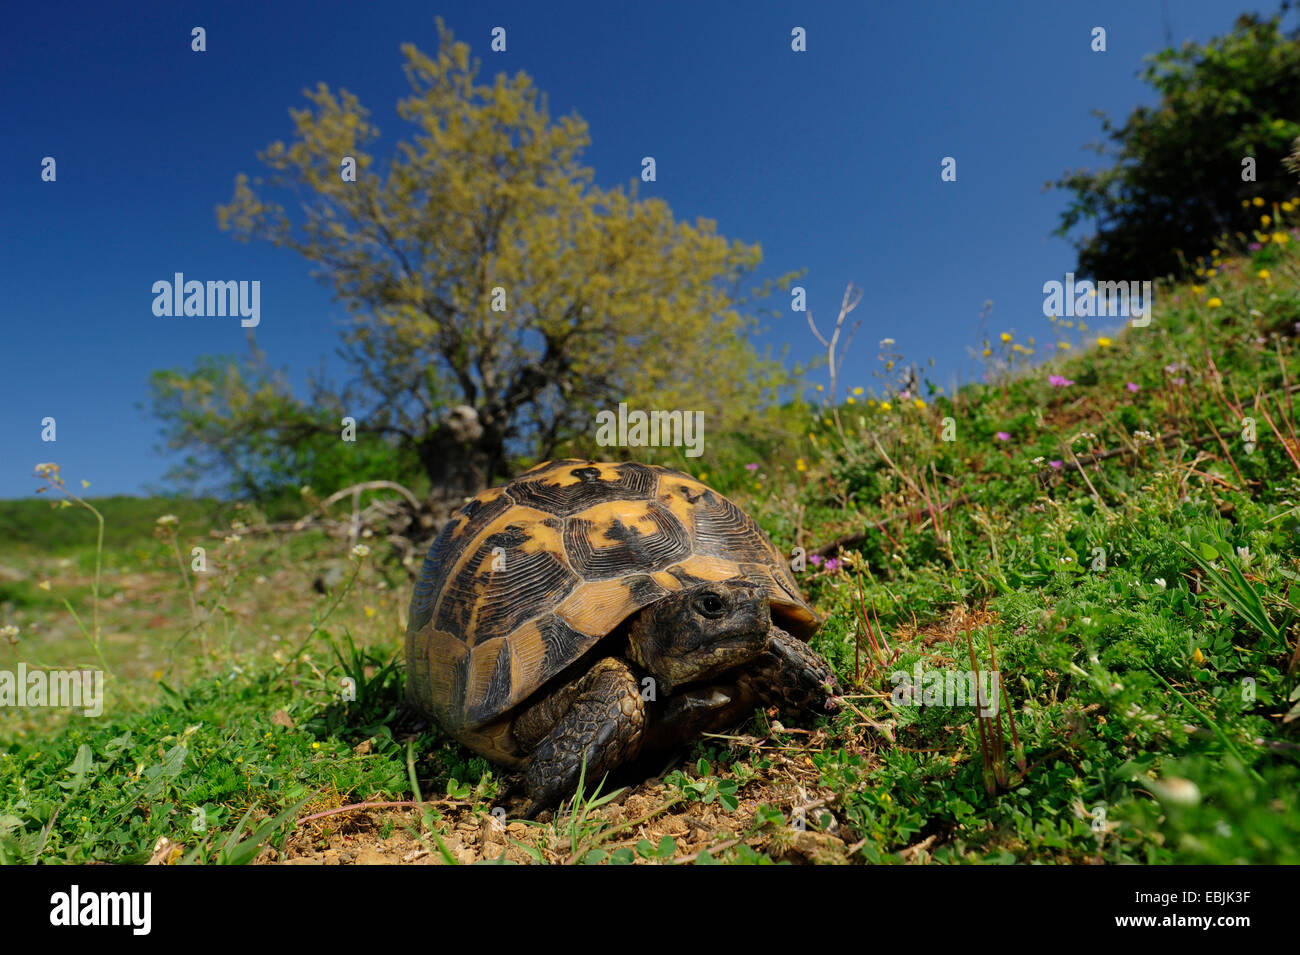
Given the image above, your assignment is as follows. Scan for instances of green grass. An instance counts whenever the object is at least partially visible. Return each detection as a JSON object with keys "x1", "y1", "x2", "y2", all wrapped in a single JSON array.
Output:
[{"x1": 3, "y1": 209, "x2": 1300, "y2": 863}]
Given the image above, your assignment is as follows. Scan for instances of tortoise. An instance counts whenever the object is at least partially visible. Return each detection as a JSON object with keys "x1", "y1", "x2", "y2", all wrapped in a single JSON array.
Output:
[{"x1": 404, "y1": 459, "x2": 840, "y2": 812}]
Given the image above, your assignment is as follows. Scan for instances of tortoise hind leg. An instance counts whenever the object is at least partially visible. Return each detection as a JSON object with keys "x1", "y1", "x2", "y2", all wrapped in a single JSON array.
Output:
[{"x1": 516, "y1": 657, "x2": 646, "y2": 816}]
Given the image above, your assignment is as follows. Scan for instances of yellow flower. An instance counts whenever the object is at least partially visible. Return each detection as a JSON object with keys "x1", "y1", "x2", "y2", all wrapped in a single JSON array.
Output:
[
  {"x1": 846, "y1": 396, "x2": 855, "y2": 405},
  {"x1": 795, "y1": 458, "x2": 807, "y2": 472},
  {"x1": 1192, "y1": 647, "x2": 1206, "y2": 667},
  {"x1": 879, "y1": 401, "x2": 892, "y2": 411},
  {"x1": 1000, "y1": 332, "x2": 1012, "y2": 343},
  {"x1": 1096, "y1": 337, "x2": 1112, "y2": 347},
  {"x1": 1252, "y1": 196, "x2": 1265, "y2": 207},
  {"x1": 982, "y1": 348, "x2": 992, "y2": 357},
  {"x1": 913, "y1": 398, "x2": 926, "y2": 409},
  {"x1": 1241, "y1": 199, "x2": 1251, "y2": 208},
  {"x1": 1058, "y1": 342, "x2": 1071, "y2": 350},
  {"x1": 1190, "y1": 285, "x2": 1205, "y2": 294},
  {"x1": 38, "y1": 581, "x2": 51, "y2": 591},
  {"x1": 1206, "y1": 269, "x2": 1216, "y2": 277},
  {"x1": 866, "y1": 399, "x2": 877, "y2": 407},
  {"x1": 1257, "y1": 269, "x2": 1270, "y2": 280},
  {"x1": 364, "y1": 606, "x2": 376, "y2": 618},
  {"x1": 1261, "y1": 215, "x2": 1271, "y2": 227},
  {"x1": 1011, "y1": 343, "x2": 1025, "y2": 353},
  {"x1": 1206, "y1": 297, "x2": 1223, "y2": 308},
  {"x1": 852, "y1": 386, "x2": 864, "y2": 396},
  {"x1": 311, "y1": 742, "x2": 321, "y2": 750},
  {"x1": 1194, "y1": 267, "x2": 1205, "y2": 277},
  {"x1": 1282, "y1": 202, "x2": 1295, "y2": 213},
  {"x1": 1211, "y1": 248, "x2": 1221, "y2": 257},
  {"x1": 698, "y1": 472, "x2": 708, "y2": 481},
  {"x1": 1272, "y1": 232, "x2": 1290, "y2": 245},
  {"x1": 815, "y1": 384, "x2": 823, "y2": 392}
]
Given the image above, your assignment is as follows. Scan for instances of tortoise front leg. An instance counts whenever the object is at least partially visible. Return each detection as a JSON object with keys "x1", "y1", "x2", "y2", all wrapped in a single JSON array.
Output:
[
  {"x1": 737, "y1": 627, "x2": 841, "y2": 719},
  {"x1": 515, "y1": 657, "x2": 646, "y2": 816}
]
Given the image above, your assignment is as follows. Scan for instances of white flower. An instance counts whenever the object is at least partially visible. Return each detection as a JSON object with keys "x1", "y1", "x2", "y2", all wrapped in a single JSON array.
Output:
[
  {"x1": 224, "y1": 534, "x2": 242, "y2": 545},
  {"x1": 350, "y1": 544, "x2": 371, "y2": 560},
  {"x1": 1235, "y1": 546, "x2": 1252, "y2": 567},
  {"x1": 879, "y1": 338, "x2": 896, "y2": 348},
  {"x1": 155, "y1": 514, "x2": 179, "y2": 526},
  {"x1": 0, "y1": 625, "x2": 19, "y2": 644},
  {"x1": 1154, "y1": 578, "x2": 1167, "y2": 590}
]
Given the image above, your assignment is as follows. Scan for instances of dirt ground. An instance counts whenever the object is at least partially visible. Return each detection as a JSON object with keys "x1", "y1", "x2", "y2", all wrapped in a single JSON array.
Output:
[{"x1": 251, "y1": 726, "x2": 875, "y2": 865}]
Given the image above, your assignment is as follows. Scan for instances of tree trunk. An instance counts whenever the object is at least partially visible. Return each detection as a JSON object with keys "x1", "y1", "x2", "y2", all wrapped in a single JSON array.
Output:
[{"x1": 416, "y1": 405, "x2": 504, "y2": 523}]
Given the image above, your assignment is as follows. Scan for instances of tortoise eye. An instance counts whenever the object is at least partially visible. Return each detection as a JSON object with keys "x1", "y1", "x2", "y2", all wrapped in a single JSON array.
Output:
[{"x1": 692, "y1": 592, "x2": 727, "y2": 619}]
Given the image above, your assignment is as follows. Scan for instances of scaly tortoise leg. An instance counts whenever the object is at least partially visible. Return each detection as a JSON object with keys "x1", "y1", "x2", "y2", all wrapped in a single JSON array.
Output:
[
  {"x1": 514, "y1": 657, "x2": 646, "y2": 815},
  {"x1": 737, "y1": 627, "x2": 841, "y2": 719}
]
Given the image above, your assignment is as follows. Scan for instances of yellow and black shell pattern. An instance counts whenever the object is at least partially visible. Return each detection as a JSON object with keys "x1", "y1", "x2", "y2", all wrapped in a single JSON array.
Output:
[{"x1": 404, "y1": 459, "x2": 819, "y2": 765}]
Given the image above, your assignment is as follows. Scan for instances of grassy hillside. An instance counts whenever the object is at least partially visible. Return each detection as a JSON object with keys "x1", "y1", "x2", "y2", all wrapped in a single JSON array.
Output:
[{"x1": 2, "y1": 204, "x2": 1298, "y2": 864}]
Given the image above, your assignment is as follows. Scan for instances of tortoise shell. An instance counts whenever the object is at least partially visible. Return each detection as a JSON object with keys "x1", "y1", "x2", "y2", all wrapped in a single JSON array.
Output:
[{"x1": 404, "y1": 459, "x2": 819, "y2": 765}]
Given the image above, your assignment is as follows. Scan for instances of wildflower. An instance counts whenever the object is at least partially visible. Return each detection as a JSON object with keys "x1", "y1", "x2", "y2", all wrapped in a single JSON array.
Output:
[
  {"x1": 1048, "y1": 374, "x2": 1075, "y2": 388},
  {"x1": 1049, "y1": 460, "x2": 1063, "y2": 470},
  {"x1": 846, "y1": 396, "x2": 855, "y2": 405},
  {"x1": 1272, "y1": 232, "x2": 1290, "y2": 245},
  {"x1": 698, "y1": 472, "x2": 709, "y2": 481},
  {"x1": 815, "y1": 384, "x2": 823, "y2": 392},
  {"x1": 1000, "y1": 332, "x2": 1012, "y2": 343},
  {"x1": 824, "y1": 558, "x2": 841, "y2": 572},
  {"x1": 1248, "y1": 242, "x2": 1262, "y2": 251},
  {"x1": 852, "y1": 386, "x2": 864, "y2": 396},
  {"x1": 1031, "y1": 456, "x2": 1045, "y2": 465},
  {"x1": 1057, "y1": 342, "x2": 1071, "y2": 351},
  {"x1": 879, "y1": 401, "x2": 892, "y2": 411},
  {"x1": 1126, "y1": 382, "x2": 1139, "y2": 393},
  {"x1": 879, "y1": 338, "x2": 895, "y2": 348},
  {"x1": 995, "y1": 431, "x2": 1011, "y2": 441},
  {"x1": 0, "y1": 625, "x2": 18, "y2": 645},
  {"x1": 1252, "y1": 196, "x2": 1265, "y2": 207},
  {"x1": 1190, "y1": 285, "x2": 1204, "y2": 294},
  {"x1": 1257, "y1": 269, "x2": 1270, "y2": 280},
  {"x1": 300, "y1": 485, "x2": 312, "y2": 496},
  {"x1": 1154, "y1": 577, "x2": 1166, "y2": 590},
  {"x1": 311, "y1": 742, "x2": 321, "y2": 750},
  {"x1": 1261, "y1": 215, "x2": 1271, "y2": 227},
  {"x1": 1096, "y1": 337, "x2": 1112, "y2": 348},
  {"x1": 744, "y1": 462, "x2": 759, "y2": 471},
  {"x1": 1191, "y1": 648, "x2": 1207, "y2": 667},
  {"x1": 156, "y1": 514, "x2": 179, "y2": 526},
  {"x1": 1172, "y1": 377, "x2": 1186, "y2": 386},
  {"x1": 808, "y1": 554, "x2": 823, "y2": 567},
  {"x1": 1133, "y1": 430, "x2": 1155, "y2": 445},
  {"x1": 796, "y1": 458, "x2": 807, "y2": 472},
  {"x1": 38, "y1": 581, "x2": 51, "y2": 591},
  {"x1": 1236, "y1": 546, "x2": 1253, "y2": 568},
  {"x1": 1206, "y1": 297, "x2": 1222, "y2": 308},
  {"x1": 224, "y1": 534, "x2": 242, "y2": 545},
  {"x1": 350, "y1": 544, "x2": 371, "y2": 560},
  {"x1": 364, "y1": 606, "x2": 376, "y2": 618},
  {"x1": 981, "y1": 348, "x2": 992, "y2": 357},
  {"x1": 913, "y1": 398, "x2": 926, "y2": 409}
]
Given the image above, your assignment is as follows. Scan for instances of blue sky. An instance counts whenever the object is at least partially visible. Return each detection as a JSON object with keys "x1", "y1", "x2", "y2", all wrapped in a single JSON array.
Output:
[{"x1": 0, "y1": 0, "x2": 1281, "y2": 498}]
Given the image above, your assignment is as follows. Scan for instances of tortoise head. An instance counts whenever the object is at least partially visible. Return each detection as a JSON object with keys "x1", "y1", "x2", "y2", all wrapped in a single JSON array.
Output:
[{"x1": 627, "y1": 579, "x2": 770, "y2": 695}]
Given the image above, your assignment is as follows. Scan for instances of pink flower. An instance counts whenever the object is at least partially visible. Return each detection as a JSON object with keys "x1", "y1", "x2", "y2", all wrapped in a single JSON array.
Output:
[
  {"x1": 1126, "y1": 382, "x2": 1139, "y2": 393},
  {"x1": 995, "y1": 431, "x2": 1011, "y2": 441},
  {"x1": 824, "y1": 558, "x2": 841, "y2": 572},
  {"x1": 1172, "y1": 377, "x2": 1185, "y2": 386},
  {"x1": 1049, "y1": 375, "x2": 1075, "y2": 388},
  {"x1": 744, "y1": 462, "x2": 759, "y2": 471},
  {"x1": 1049, "y1": 460, "x2": 1063, "y2": 470},
  {"x1": 1248, "y1": 242, "x2": 1262, "y2": 251},
  {"x1": 808, "y1": 554, "x2": 823, "y2": 567}
]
